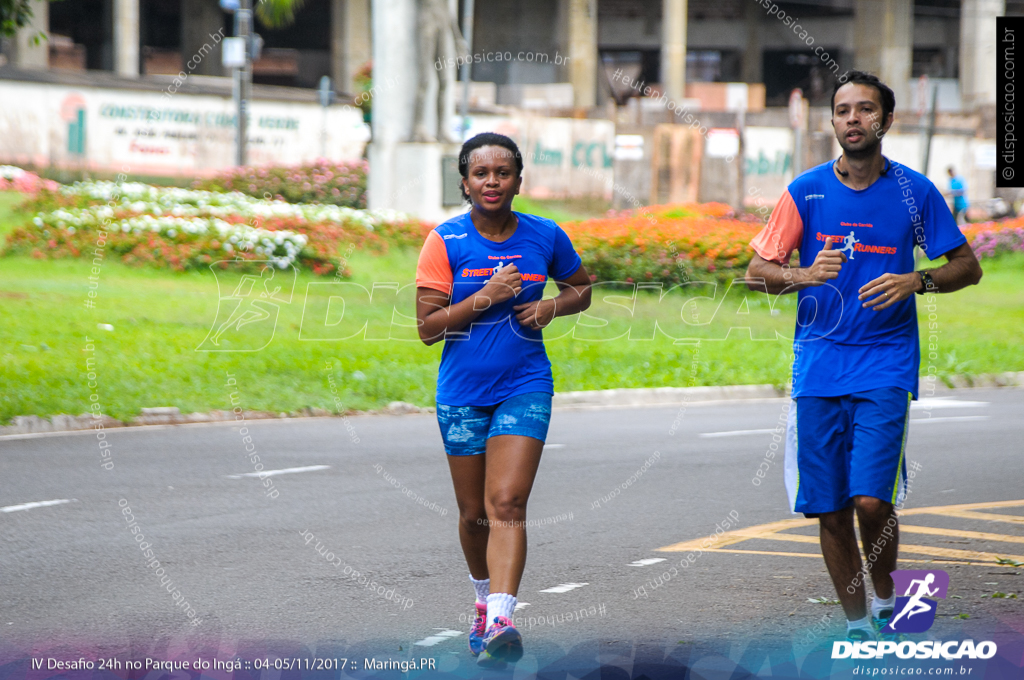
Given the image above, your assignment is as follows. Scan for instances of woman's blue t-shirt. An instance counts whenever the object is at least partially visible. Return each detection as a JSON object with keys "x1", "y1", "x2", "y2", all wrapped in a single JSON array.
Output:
[{"x1": 416, "y1": 211, "x2": 582, "y2": 407}]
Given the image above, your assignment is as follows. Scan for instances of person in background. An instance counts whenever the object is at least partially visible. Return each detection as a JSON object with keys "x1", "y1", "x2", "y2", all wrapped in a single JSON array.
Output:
[{"x1": 946, "y1": 166, "x2": 969, "y2": 225}]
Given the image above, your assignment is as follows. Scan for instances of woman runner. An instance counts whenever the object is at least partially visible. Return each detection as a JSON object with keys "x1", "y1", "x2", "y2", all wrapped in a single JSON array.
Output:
[{"x1": 415, "y1": 133, "x2": 592, "y2": 667}]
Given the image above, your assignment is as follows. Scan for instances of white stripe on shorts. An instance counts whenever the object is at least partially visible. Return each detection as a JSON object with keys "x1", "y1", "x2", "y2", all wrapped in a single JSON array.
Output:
[{"x1": 784, "y1": 399, "x2": 800, "y2": 515}]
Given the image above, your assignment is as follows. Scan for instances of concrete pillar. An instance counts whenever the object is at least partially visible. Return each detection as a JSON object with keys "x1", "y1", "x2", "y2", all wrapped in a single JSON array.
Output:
[
  {"x1": 368, "y1": 0, "x2": 416, "y2": 206},
  {"x1": 853, "y1": 0, "x2": 912, "y2": 110},
  {"x1": 566, "y1": 0, "x2": 598, "y2": 108},
  {"x1": 661, "y1": 0, "x2": 687, "y2": 102},
  {"x1": 113, "y1": 0, "x2": 139, "y2": 77},
  {"x1": 8, "y1": 0, "x2": 49, "y2": 69},
  {"x1": 368, "y1": 0, "x2": 461, "y2": 221},
  {"x1": 332, "y1": 0, "x2": 372, "y2": 96},
  {"x1": 181, "y1": 0, "x2": 226, "y2": 77},
  {"x1": 960, "y1": 0, "x2": 1004, "y2": 110},
  {"x1": 741, "y1": 0, "x2": 761, "y2": 84}
]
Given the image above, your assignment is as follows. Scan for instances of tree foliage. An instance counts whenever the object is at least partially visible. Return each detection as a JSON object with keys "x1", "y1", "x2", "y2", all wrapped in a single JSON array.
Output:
[
  {"x1": 255, "y1": 0, "x2": 306, "y2": 29},
  {"x1": 1, "y1": 0, "x2": 37, "y2": 38}
]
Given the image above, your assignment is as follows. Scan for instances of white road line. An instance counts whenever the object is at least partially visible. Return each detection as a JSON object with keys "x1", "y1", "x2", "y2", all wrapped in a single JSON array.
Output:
[
  {"x1": 912, "y1": 399, "x2": 988, "y2": 410},
  {"x1": 628, "y1": 558, "x2": 667, "y2": 567},
  {"x1": 513, "y1": 602, "x2": 530, "y2": 611},
  {"x1": 413, "y1": 629, "x2": 463, "y2": 646},
  {"x1": 539, "y1": 582, "x2": 589, "y2": 594},
  {"x1": 225, "y1": 465, "x2": 330, "y2": 480},
  {"x1": 911, "y1": 416, "x2": 990, "y2": 425},
  {"x1": 699, "y1": 428, "x2": 775, "y2": 438},
  {"x1": 1, "y1": 499, "x2": 75, "y2": 513},
  {"x1": 544, "y1": 444, "x2": 566, "y2": 448}
]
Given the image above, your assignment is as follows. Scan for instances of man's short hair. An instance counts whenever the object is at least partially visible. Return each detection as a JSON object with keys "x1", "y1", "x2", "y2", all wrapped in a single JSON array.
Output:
[{"x1": 831, "y1": 71, "x2": 895, "y2": 122}]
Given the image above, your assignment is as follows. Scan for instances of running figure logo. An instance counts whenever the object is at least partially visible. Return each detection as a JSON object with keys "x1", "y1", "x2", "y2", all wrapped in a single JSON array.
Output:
[
  {"x1": 838, "y1": 230, "x2": 861, "y2": 259},
  {"x1": 884, "y1": 569, "x2": 950, "y2": 633},
  {"x1": 197, "y1": 261, "x2": 297, "y2": 352}
]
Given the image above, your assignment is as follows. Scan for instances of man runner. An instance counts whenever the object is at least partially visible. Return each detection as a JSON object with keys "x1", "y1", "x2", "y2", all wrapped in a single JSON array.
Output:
[{"x1": 745, "y1": 71, "x2": 983, "y2": 641}]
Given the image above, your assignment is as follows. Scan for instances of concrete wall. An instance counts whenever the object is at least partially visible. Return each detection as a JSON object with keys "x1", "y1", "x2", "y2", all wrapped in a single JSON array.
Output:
[{"x1": 0, "y1": 78, "x2": 369, "y2": 175}]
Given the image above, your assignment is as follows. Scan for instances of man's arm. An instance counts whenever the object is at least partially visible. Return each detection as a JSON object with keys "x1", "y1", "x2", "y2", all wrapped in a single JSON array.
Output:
[
  {"x1": 745, "y1": 237, "x2": 848, "y2": 295},
  {"x1": 924, "y1": 242, "x2": 984, "y2": 292},
  {"x1": 858, "y1": 242, "x2": 983, "y2": 310}
]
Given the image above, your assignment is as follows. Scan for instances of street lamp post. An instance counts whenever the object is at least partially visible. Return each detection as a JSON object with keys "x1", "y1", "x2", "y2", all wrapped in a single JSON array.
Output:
[
  {"x1": 458, "y1": 0, "x2": 475, "y2": 140},
  {"x1": 234, "y1": 0, "x2": 253, "y2": 167}
]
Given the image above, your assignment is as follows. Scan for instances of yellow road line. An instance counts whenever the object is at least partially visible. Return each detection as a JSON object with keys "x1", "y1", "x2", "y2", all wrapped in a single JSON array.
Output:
[
  {"x1": 698, "y1": 549, "x2": 1013, "y2": 567},
  {"x1": 655, "y1": 500, "x2": 1024, "y2": 558},
  {"x1": 656, "y1": 518, "x2": 816, "y2": 553},
  {"x1": 900, "y1": 524, "x2": 1024, "y2": 544},
  {"x1": 758, "y1": 532, "x2": 1024, "y2": 564},
  {"x1": 900, "y1": 499, "x2": 1024, "y2": 514},
  {"x1": 917, "y1": 509, "x2": 1024, "y2": 525},
  {"x1": 702, "y1": 548, "x2": 822, "y2": 559}
]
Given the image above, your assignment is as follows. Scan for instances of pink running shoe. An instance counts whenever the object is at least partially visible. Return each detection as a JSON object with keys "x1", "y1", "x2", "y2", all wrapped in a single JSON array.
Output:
[
  {"x1": 477, "y1": 615, "x2": 523, "y2": 667},
  {"x1": 468, "y1": 603, "x2": 487, "y2": 655}
]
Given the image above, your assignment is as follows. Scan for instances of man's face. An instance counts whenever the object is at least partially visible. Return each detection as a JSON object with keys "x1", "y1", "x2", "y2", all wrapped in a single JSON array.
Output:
[{"x1": 831, "y1": 83, "x2": 892, "y2": 154}]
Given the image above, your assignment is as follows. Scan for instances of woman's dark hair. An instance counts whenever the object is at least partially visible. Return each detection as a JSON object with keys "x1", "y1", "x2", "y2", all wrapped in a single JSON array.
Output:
[
  {"x1": 832, "y1": 70, "x2": 896, "y2": 123},
  {"x1": 458, "y1": 132, "x2": 523, "y2": 202}
]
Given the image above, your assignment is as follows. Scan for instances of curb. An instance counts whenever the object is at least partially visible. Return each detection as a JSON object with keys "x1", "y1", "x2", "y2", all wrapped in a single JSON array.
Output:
[
  {"x1": 2, "y1": 373, "x2": 1022, "y2": 438},
  {"x1": 552, "y1": 384, "x2": 784, "y2": 408}
]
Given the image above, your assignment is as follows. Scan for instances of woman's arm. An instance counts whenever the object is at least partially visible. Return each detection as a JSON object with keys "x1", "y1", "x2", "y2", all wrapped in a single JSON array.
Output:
[
  {"x1": 415, "y1": 264, "x2": 525, "y2": 345},
  {"x1": 512, "y1": 264, "x2": 593, "y2": 331}
]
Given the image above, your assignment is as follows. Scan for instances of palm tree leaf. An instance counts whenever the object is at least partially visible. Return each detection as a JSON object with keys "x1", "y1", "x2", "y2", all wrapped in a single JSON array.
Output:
[{"x1": 254, "y1": 0, "x2": 305, "y2": 29}]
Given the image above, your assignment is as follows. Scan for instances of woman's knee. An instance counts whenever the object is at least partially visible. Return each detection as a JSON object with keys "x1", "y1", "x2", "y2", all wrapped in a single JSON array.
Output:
[
  {"x1": 459, "y1": 508, "x2": 488, "y2": 531},
  {"x1": 486, "y1": 491, "x2": 528, "y2": 523}
]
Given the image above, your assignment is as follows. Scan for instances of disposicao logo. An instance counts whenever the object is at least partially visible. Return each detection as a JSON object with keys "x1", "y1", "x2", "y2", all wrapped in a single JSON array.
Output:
[
  {"x1": 831, "y1": 639, "x2": 997, "y2": 660},
  {"x1": 885, "y1": 569, "x2": 949, "y2": 633},
  {"x1": 832, "y1": 570, "x2": 998, "y2": 661}
]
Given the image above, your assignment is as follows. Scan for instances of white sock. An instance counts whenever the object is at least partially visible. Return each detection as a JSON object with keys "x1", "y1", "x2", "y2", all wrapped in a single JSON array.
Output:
[
  {"x1": 872, "y1": 593, "x2": 896, "y2": 618},
  {"x1": 469, "y1": 574, "x2": 490, "y2": 605},
  {"x1": 847, "y1": 615, "x2": 873, "y2": 632},
  {"x1": 486, "y1": 592, "x2": 517, "y2": 625}
]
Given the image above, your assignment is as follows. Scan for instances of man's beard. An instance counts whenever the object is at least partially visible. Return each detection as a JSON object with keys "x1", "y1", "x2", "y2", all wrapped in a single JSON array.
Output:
[{"x1": 837, "y1": 131, "x2": 883, "y2": 159}]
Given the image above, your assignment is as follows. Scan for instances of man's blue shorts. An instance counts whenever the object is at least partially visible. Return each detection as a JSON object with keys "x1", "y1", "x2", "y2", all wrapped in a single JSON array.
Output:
[
  {"x1": 436, "y1": 392, "x2": 552, "y2": 456},
  {"x1": 784, "y1": 387, "x2": 911, "y2": 516}
]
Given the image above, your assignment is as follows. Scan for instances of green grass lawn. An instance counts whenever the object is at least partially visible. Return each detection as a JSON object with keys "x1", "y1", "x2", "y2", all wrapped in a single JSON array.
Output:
[
  {"x1": 2, "y1": 192, "x2": 1022, "y2": 422},
  {"x1": 511, "y1": 195, "x2": 613, "y2": 222},
  {"x1": 0, "y1": 192, "x2": 27, "y2": 241}
]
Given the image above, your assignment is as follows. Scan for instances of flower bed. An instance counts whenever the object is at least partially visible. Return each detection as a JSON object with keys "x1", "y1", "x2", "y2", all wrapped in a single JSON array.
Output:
[
  {"x1": 0, "y1": 166, "x2": 60, "y2": 194},
  {"x1": 191, "y1": 160, "x2": 368, "y2": 208},
  {"x1": 963, "y1": 217, "x2": 1024, "y2": 259},
  {"x1": 7, "y1": 181, "x2": 428, "y2": 276},
  {"x1": 561, "y1": 202, "x2": 765, "y2": 286}
]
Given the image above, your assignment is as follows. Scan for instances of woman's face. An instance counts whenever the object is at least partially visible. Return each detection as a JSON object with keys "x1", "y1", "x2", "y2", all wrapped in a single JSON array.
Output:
[{"x1": 462, "y1": 145, "x2": 522, "y2": 212}]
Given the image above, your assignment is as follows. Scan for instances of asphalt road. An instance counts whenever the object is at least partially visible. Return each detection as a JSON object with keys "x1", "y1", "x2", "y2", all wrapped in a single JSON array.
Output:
[{"x1": 1, "y1": 388, "x2": 1022, "y2": 672}]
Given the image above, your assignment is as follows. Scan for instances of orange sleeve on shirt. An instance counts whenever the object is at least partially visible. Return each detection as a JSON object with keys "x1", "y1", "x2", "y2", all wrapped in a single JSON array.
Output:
[
  {"x1": 416, "y1": 230, "x2": 453, "y2": 295},
  {"x1": 750, "y1": 189, "x2": 804, "y2": 265}
]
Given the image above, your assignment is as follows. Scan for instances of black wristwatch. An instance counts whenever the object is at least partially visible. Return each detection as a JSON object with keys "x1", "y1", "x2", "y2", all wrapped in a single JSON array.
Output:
[{"x1": 916, "y1": 270, "x2": 938, "y2": 295}]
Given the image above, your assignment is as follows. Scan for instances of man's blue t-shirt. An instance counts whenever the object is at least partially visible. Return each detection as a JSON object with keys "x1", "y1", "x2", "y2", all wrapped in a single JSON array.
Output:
[
  {"x1": 750, "y1": 159, "x2": 967, "y2": 399},
  {"x1": 416, "y1": 211, "x2": 582, "y2": 407}
]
